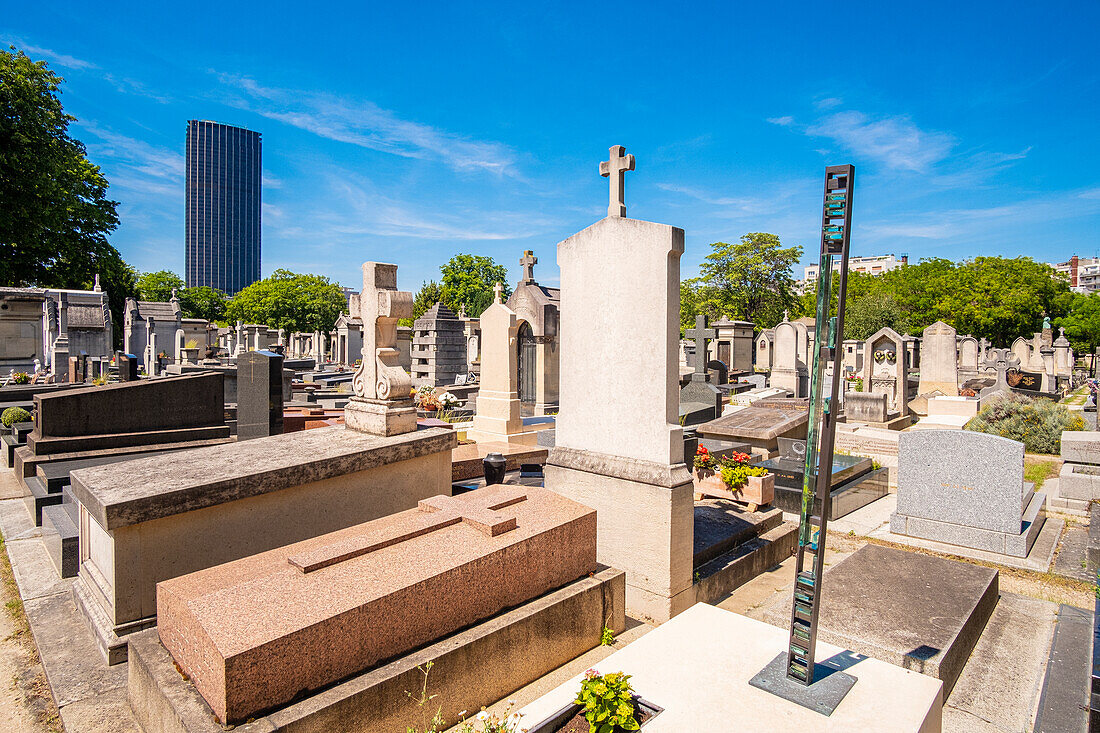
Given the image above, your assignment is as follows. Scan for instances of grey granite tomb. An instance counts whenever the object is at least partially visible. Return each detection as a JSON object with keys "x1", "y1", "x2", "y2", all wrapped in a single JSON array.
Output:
[
  {"x1": 237, "y1": 350, "x2": 284, "y2": 440},
  {"x1": 890, "y1": 430, "x2": 1045, "y2": 557}
]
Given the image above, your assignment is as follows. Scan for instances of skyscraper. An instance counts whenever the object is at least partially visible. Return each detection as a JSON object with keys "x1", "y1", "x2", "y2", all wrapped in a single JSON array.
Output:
[{"x1": 185, "y1": 120, "x2": 261, "y2": 295}]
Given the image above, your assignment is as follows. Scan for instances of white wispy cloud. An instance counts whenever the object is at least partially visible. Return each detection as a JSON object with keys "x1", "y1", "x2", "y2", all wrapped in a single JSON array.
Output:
[
  {"x1": 2, "y1": 37, "x2": 97, "y2": 70},
  {"x1": 767, "y1": 115, "x2": 795, "y2": 127},
  {"x1": 102, "y1": 74, "x2": 172, "y2": 103},
  {"x1": 78, "y1": 123, "x2": 183, "y2": 183},
  {"x1": 814, "y1": 97, "x2": 843, "y2": 110},
  {"x1": 804, "y1": 110, "x2": 955, "y2": 173},
  {"x1": 216, "y1": 73, "x2": 516, "y2": 175}
]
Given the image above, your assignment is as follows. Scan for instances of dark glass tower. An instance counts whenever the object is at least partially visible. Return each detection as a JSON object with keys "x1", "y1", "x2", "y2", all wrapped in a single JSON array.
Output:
[{"x1": 185, "y1": 120, "x2": 261, "y2": 295}]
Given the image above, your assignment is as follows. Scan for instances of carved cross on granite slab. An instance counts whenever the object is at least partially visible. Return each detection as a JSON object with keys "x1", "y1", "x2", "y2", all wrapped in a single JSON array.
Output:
[
  {"x1": 983, "y1": 347, "x2": 1020, "y2": 391},
  {"x1": 288, "y1": 487, "x2": 529, "y2": 573},
  {"x1": 600, "y1": 145, "x2": 635, "y2": 218}
]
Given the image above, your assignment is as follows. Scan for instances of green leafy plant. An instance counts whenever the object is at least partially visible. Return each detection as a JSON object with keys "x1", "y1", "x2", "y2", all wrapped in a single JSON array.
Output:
[
  {"x1": 719, "y1": 463, "x2": 769, "y2": 490},
  {"x1": 1, "y1": 407, "x2": 31, "y2": 428},
  {"x1": 404, "y1": 662, "x2": 446, "y2": 733},
  {"x1": 964, "y1": 394, "x2": 1086, "y2": 454},
  {"x1": 185, "y1": 339, "x2": 200, "y2": 349},
  {"x1": 11, "y1": 371, "x2": 31, "y2": 385},
  {"x1": 600, "y1": 626, "x2": 615, "y2": 646},
  {"x1": 574, "y1": 669, "x2": 640, "y2": 732}
]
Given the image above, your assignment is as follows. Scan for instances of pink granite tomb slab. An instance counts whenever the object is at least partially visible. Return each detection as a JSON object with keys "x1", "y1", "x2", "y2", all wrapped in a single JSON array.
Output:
[{"x1": 156, "y1": 484, "x2": 597, "y2": 723}]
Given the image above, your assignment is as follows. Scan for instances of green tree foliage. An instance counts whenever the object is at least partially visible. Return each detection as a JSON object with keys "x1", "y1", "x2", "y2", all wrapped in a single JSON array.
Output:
[
  {"x1": 135, "y1": 270, "x2": 227, "y2": 323},
  {"x1": 440, "y1": 254, "x2": 511, "y2": 318},
  {"x1": 842, "y1": 292, "x2": 910, "y2": 340},
  {"x1": 1056, "y1": 292, "x2": 1100, "y2": 354},
  {"x1": 681, "y1": 233, "x2": 802, "y2": 332},
  {"x1": 1, "y1": 46, "x2": 135, "y2": 345},
  {"x1": 179, "y1": 286, "x2": 228, "y2": 324},
  {"x1": 403, "y1": 281, "x2": 445, "y2": 327},
  {"x1": 794, "y1": 256, "x2": 1071, "y2": 344},
  {"x1": 224, "y1": 270, "x2": 345, "y2": 333},
  {"x1": 135, "y1": 270, "x2": 185, "y2": 302}
]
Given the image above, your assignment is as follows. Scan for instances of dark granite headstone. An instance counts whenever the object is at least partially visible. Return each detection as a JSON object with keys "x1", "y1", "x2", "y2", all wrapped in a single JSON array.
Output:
[
  {"x1": 237, "y1": 350, "x2": 285, "y2": 441},
  {"x1": 707, "y1": 360, "x2": 729, "y2": 387},
  {"x1": 118, "y1": 353, "x2": 138, "y2": 381}
]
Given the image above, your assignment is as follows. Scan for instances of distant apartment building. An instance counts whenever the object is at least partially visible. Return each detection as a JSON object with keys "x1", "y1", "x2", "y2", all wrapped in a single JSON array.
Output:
[
  {"x1": 185, "y1": 120, "x2": 262, "y2": 295},
  {"x1": 803, "y1": 253, "x2": 908, "y2": 285},
  {"x1": 1051, "y1": 255, "x2": 1100, "y2": 293}
]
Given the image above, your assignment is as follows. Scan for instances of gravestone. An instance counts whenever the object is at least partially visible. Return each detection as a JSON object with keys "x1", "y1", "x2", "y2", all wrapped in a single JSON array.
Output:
[
  {"x1": 890, "y1": 430, "x2": 1045, "y2": 557},
  {"x1": 156, "y1": 484, "x2": 598, "y2": 723},
  {"x1": 237, "y1": 350, "x2": 284, "y2": 440},
  {"x1": 862, "y1": 327, "x2": 908, "y2": 417},
  {"x1": 958, "y1": 336, "x2": 979, "y2": 380},
  {"x1": 917, "y1": 321, "x2": 959, "y2": 396},
  {"x1": 979, "y1": 348, "x2": 1020, "y2": 402},
  {"x1": 770, "y1": 321, "x2": 807, "y2": 397},
  {"x1": 546, "y1": 144, "x2": 694, "y2": 623},
  {"x1": 755, "y1": 435, "x2": 887, "y2": 518},
  {"x1": 679, "y1": 315, "x2": 723, "y2": 421},
  {"x1": 696, "y1": 398, "x2": 808, "y2": 453},
  {"x1": 467, "y1": 283, "x2": 538, "y2": 445},
  {"x1": 845, "y1": 391, "x2": 889, "y2": 423},
  {"x1": 707, "y1": 359, "x2": 730, "y2": 387}
]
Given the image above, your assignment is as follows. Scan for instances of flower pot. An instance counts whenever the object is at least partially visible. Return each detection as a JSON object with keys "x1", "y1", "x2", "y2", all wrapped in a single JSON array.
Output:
[
  {"x1": 693, "y1": 468, "x2": 732, "y2": 500},
  {"x1": 525, "y1": 696, "x2": 663, "y2": 732},
  {"x1": 736, "y1": 473, "x2": 775, "y2": 506}
]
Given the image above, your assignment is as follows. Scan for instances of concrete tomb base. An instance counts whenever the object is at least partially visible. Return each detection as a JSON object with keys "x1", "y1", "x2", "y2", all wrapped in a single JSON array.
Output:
[
  {"x1": 891, "y1": 487, "x2": 1046, "y2": 557},
  {"x1": 517, "y1": 603, "x2": 942, "y2": 732},
  {"x1": 763, "y1": 544, "x2": 997, "y2": 696},
  {"x1": 546, "y1": 447, "x2": 694, "y2": 624},
  {"x1": 127, "y1": 567, "x2": 626, "y2": 733},
  {"x1": 70, "y1": 425, "x2": 456, "y2": 663}
]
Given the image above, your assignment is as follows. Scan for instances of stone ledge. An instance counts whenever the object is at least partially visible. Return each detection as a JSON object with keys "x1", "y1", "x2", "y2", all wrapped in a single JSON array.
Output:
[
  {"x1": 70, "y1": 425, "x2": 457, "y2": 530},
  {"x1": 546, "y1": 445, "x2": 692, "y2": 488},
  {"x1": 127, "y1": 567, "x2": 626, "y2": 733}
]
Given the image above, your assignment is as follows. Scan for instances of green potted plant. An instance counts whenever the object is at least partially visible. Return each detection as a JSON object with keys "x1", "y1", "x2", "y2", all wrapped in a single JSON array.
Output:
[{"x1": 525, "y1": 669, "x2": 661, "y2": 732}]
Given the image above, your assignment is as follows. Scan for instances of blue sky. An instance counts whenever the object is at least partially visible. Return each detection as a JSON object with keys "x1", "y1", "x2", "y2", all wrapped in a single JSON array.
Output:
[{"x1": 4, "y1": 3, "x2": 1099, "y2": 292}]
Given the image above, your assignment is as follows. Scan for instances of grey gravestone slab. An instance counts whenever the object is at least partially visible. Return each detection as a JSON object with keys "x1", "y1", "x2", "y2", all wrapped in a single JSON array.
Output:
[
  {"x1": 1061, "y1": 431, "x2": 1100, "y2": 465},
  {"x1": 237, "y1": 351, "x2": 285, "y2": 441},
  {"x1": 896, "y1": 430, "x2": 1024, "y2": 535},
  {"x1": 763, "y1": 544, "x2": 999, "y2": 696}
]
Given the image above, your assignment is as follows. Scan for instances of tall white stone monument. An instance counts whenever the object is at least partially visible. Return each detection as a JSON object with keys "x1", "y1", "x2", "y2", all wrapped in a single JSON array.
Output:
[
  {"x1": 546, "y1": 145, "x2": 693, "y2": 622},
  {"x1": 344, "y1": 262, "x2": 418, "y2": 436},
  {"x1": 917, "y1": 320, "x2": 959, "y2": 396},
  {"x1": 467, "y1": 283, "x2": 538, "y2": 445}
]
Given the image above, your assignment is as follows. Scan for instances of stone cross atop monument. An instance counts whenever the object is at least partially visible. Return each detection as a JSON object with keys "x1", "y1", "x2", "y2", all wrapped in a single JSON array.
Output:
[
  {"x1": 520, "y1": 250, "x2": 538, "y2": 284},
  {"x1": 599, "y1": 145, "x2": 635, "y2": 218},
  {"x1": 685, "y1": 314, "x2": 716, "y2": 383},
  {"x1": 493, "y1": 281, "x2": 504, "y2": 304},
  {"x1": 345, "y1": 262, "x2": 417, "y2": 436}
]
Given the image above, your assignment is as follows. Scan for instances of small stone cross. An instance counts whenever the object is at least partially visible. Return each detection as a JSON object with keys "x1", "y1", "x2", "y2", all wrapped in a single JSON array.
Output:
[
  {"x1": 287, "y1": 488, "x2": 528, "y2": 573},
  {"x1": 493, "y1": 281, "x2": 504, "y2": 304},
  {"x1": 685, "y1": 314, "x2": 716, "y2": 380},
  {"x1": 983, "y1": 348, "x2": 1020, "y2": 389},
  {"x1": 599, "y1": 145, "x2": 635, "y2": 218},
  {"x1": 520, "y1": 250, "x2": 538, "y2": 283}
]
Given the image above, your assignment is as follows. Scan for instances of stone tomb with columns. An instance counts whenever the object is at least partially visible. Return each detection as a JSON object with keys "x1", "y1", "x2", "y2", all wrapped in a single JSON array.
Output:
[
  {"x1": 129, "y1": 483, "x2": 625, "y2": 731},
  {"x1": 467, "y1": 283, "x2": 539, "y2": 445},
  {"x1": 68, "y1": 262, "x2": 457, "y2": 663},
  {"x1": 505, "y1": 249, "x2": 561, "y2": 414}
]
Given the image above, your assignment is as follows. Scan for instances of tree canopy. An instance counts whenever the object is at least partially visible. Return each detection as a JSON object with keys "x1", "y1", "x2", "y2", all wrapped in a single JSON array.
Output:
[
  {"x1": 681, "y1": 233, "x2": 802, "y2": 333},
  {"x1": 224, "y1": 270, "x2": 345, "y2": 333},
  {"x1": 1, "y1": 46, "x2": 135, "y2": 344},
  {"x1": 797, "y1": 256, "x2": 1071, "y2": 345},
  {"x1": 440, "y1": 253, "x2": 511, "y2": 318}
]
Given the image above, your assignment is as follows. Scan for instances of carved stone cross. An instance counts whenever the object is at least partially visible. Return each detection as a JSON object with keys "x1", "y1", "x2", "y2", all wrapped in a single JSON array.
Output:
[
  {"x1": 520, "y1": 250, "x2": 538, "y2": 283},
  {"x1": 685, "y1": 314, "x2": 716, "y2": 380},
  {"x1": 493, "y1": 281, "x2": 504, "y2": 304},
  {"x1": 599, "y1": 145, "x2": 635, "y2": 218},
  {"x1": 288, "y1": 487, "x2": 528, "y2": 573},
  {"x1": 352, "y1": 262, "x2": 414, "y2": 402},
  {"x1": 983, "y1": 348, "x2": 1020, "y2": 391}
]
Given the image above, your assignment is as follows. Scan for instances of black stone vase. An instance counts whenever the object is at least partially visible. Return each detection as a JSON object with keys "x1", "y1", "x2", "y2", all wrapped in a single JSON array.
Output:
[{"x1": 483, "y1": 452, "x2": 507, "y2": 485}]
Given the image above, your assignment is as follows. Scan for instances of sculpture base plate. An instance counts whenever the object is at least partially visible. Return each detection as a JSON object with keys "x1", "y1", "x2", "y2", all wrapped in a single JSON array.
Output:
[{"x1": 749, "y1": 652, "x2": 857, "y2": 716}]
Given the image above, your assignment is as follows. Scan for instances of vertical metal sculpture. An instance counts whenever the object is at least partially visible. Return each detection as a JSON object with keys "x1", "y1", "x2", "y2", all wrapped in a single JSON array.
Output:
[{"x1": 785, "y1": 164, "x2": 855, "y2": 686}]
